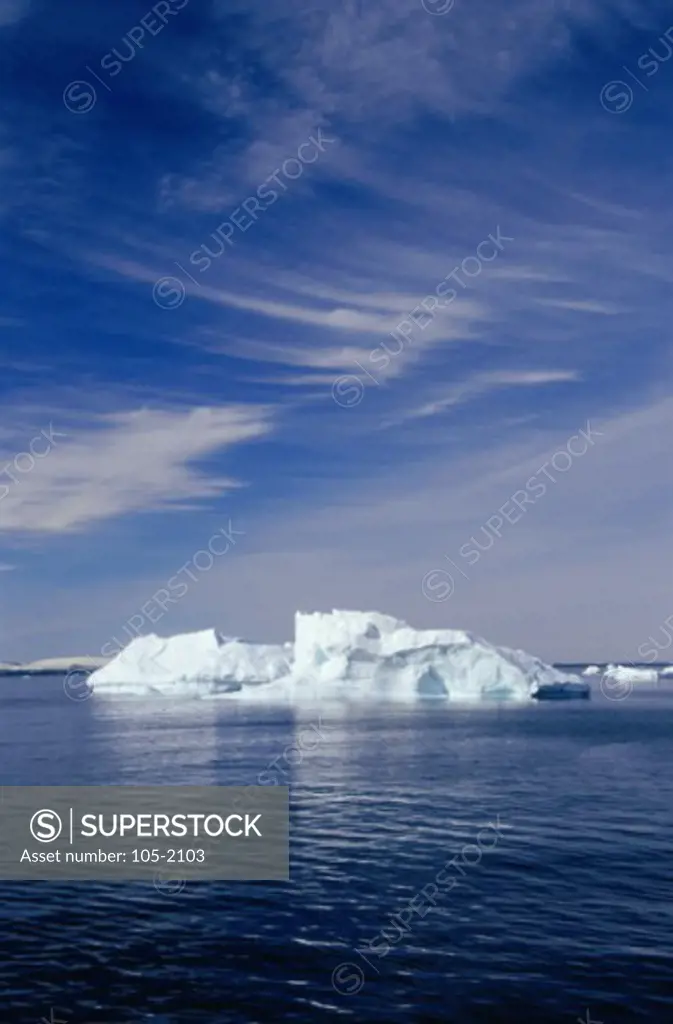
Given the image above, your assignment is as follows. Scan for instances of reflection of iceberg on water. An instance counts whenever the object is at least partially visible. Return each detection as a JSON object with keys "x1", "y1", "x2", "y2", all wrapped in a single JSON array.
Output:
[
  {"x1": 530, "y1": 681, "x2": 590, "y2": 700},
  {"x1": 89, "y1": 609, "x2": 589, "y2": 703}
]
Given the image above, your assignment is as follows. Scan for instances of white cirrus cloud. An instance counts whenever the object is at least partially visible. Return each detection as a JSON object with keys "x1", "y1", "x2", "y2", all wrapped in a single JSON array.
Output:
[
  {"x1": 384, "y1": 369, "x2": 580, "y2": 425},
  {"x1": 0, "y1": 405, "x2": 273, "y2": 534}
]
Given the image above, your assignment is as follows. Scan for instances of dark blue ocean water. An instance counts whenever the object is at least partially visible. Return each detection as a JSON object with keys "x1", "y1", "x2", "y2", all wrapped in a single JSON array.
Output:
[{"x1": 1, "y1": 674, "x2": 672, "y2": 1023}]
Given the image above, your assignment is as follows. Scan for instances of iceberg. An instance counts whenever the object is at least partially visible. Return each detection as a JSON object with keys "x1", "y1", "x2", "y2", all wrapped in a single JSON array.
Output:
[
  {"x1": 582, "y1": 665, "x2": 602, "y2": 677},
  {"x1": 89, "y1": 609, "x2": 585, "y2": 703},
  {"x1": 602, "y1": 664, "x2": 659, "y2": 684}
]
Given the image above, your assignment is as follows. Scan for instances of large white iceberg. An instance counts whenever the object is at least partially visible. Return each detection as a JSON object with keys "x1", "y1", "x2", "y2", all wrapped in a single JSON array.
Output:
[{"x1": 89, "y1": 609, "x2": 582, "y2": 702}]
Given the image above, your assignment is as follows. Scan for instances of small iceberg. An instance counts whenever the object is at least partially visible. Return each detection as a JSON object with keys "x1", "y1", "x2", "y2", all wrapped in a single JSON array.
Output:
[{"x1": 603, "y1": 664, "x2": 659, "y2": 684}]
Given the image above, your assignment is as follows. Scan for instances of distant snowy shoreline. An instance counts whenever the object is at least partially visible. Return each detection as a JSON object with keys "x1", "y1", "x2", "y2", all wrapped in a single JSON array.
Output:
[{"x1": 0, "y1": 656, "x2": 108, "y2": 676}]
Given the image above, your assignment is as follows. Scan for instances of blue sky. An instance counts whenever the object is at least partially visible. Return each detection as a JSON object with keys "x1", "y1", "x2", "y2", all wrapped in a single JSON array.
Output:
[{"x1": 2, "y1": 0, "x2": 673, "y2": 661}]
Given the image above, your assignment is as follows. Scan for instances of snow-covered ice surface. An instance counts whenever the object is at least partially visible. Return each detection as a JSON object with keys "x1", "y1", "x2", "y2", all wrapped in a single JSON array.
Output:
[
  {"x1": 660, "y1": 666, "x2": 673, "y2": 677},
  {"x1": 89, "y1": 629, "x2": 293, "y2": 697},
  {"x1": 89, "y1": 609, "x2": 582, "y2": 703},
  {"x1": 583, "y1": 665, "x2": 602, "y2": 676}
]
